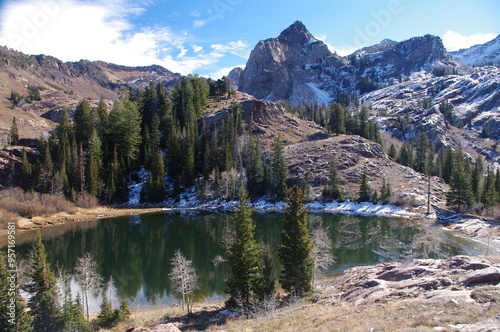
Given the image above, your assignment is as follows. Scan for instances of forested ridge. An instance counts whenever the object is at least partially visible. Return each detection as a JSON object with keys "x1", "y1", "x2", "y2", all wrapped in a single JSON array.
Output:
[{"x1": 3, "y1": 74, "x2": 500, "y2": 216}]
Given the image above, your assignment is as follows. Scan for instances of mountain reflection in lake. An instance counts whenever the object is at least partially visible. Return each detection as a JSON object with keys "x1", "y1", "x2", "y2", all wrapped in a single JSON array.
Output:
[{"x1": 13, "y1": 212, "x2": 484, "y2": 311}]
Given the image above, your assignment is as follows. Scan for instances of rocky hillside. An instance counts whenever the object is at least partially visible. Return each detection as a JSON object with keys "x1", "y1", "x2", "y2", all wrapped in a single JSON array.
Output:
[
  {"x1": 450, "y1": 34, "x2": 500, "y2": 67},
  {"x1": 238, "y1": 21, "x2": 468, "y2": 105},
  {"x1": 205, "y1": 92, "x2": 449, "y2": 208},
  {"x1": 363, "y1": 66, "x2": 500, "y2": 163},
  {"x1": 0, "y1": 46, "x2": 180, "y2": 141}
]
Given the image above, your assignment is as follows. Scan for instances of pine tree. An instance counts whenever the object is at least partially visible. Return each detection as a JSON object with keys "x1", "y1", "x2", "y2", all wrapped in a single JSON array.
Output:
[
  {"x1": 225, "y1": 193, "x2": 262, "y2": 308},
  {"x1": 9, "y1": 117, "x2": 19, "y2": 146},
  {"x1": 278, "y1": 186, "x2": 313, "y2": 296},
  {"x1": 482, "y1": 170, "x2": 497, "y2": 213},
  {"x1": 388, "y1": 144, "x2": 397, "y2": 160},
  {"x1": 271, "y1": 135, "x2": 288, "y2": 201},
  {"x1": 323, "y1": 156, "x2": 343, "y2": 201},
  {"x1": 246, "y1": 136, "x2": 264, "y2": 198},
  {"x1": 108, "y1": 92, "x2": 142, "y2": 167},
  {"x1": 358, "y1": 166, "x2": 372, "y2": 203},
  {"x1": 20, "y1": 147, "x2": 32, "y2": 190},
  {"x1": 328, "y1": 102, "x2": 346, "y2": 135},
  {"x1": 414, "y1": 132, "x2": 430, "y2": 174},
  {"x1": 87, "y1": 128, "x2": 102, "y2": 197},
  {"x1": 25, "y1": 233, "x2": 61, "y2": 332},
  {"x1": 380, "y1": 179, "x2": 392, "y2": 204},
  {"x1": 94, "y1": 293, "x2": 115, "y2": 328},
  {"x1": 471, "y1": 158, "x2": 484, "y2": 202},
  {"x1": 446, "y1": 146, "x2": 474, "y2": 212},
  {"x1": 0, "y1": 253, "x2": 33, "y2": 332},
  {"x1": 74, "y1": 99, "x2": 92, "y2": 146}
]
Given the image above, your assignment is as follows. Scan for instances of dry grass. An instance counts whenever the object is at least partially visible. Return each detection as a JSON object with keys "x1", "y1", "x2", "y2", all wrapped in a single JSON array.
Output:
[
  {"x1": 0, "y1": 188, "x2": 77, "y2": 218},
  {"x1": 0, "y1": 208, "x2": 18, "y2": 227},
  {"x1": 220, "y1": 296, "x2": 498, "y2": 332}
]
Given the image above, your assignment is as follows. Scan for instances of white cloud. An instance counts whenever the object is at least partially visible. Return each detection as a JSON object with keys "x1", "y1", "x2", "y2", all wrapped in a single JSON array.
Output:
[
  {"x1": 314, "y1": 33, "x2": 356, "y2": 56},
  {"x1": 206, "y1": 64, "x2": 245, "y2": 80},
  {"x1": 0, "y1": 0, "x2": 249, "y2": 75},
  {"x1": 443, "y1": 30, "x2": 497, "y2": 52},
  {"x1": 211, "y1": 40, "x2": 249, "y2": 58}
]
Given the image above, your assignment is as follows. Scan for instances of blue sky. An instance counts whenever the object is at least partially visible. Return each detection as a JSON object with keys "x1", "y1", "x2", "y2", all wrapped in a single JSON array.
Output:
[{"x1": 0, "y1": 0, "x2": 498, "y2": 77}]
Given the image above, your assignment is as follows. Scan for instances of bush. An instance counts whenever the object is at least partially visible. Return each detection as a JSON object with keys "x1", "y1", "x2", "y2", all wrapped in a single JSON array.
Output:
[
  {"x1": 0, "y1": 208, "x2": 18, "y2": 228},
  {"x1": 0, "y1": 188, "x2": 77, "y2": 218},
  {"x1": 76, "y1": 191, "x2": 99, "y2": 209}
]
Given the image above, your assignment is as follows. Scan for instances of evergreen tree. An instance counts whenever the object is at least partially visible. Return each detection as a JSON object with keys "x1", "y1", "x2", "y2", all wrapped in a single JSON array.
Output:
[
  {"x1": 278, "y1": 186, "x2": 313, "y2": 296},
  {"x1": 471, "y1": 158, "x2": 484, "y2": 202},
  {"x1": 108, "y1": 92, "x2": 142, "y2": 167},
  {"x1": 0, "y1": 253, "x2": 33, "y2": 332},
  {"x1": 25, "y1": 233, "x2": 62, "y2": 332},
  {"x1": 20, "y1": 147, "x2": 32, "y2": 190},
  {"x1": 482, "y1": 170, "x2": 497, "y2": 213},
  {"x1": 397, "y1": 144, "x2": 412, "y2": 167},
  {"x1": 358, "y1": 166, "x2": 372, "y2": 202},
  {"x1": 37, "y1": 142, "x2": 56, "y2": 194},
  {"x1": 271, "y1": 135, "x2": 288, "y2": 201},
  {"x1": 446, "y1": 146, "x2": 474, "y2": 212},
  {"x1": 323, "y1": 156, "x2": 343, "y2": 201},
  {"x1": 388, "y1": 144, "x2": 397, "y2": 160},
  {"x1": 379, "y1": 179, "x2": 392, "y2": 204},
  {"x1": 225, "y1": 193, "x2": 262, "y2": 308},
  {"x1": 246, "y1": 136, "x2": 265, "y2": 198},
  {"x1": 414, "y1": 132, "x2": 430, "y2": 174},
  {"x1": 86, "y1": 128, "x2": 102, "y2": 197},
  {"x1": 74, "y1": 99, "x2": 92, "y2": 146},
  {"x1": 9, "y1": 117, "x2": 19, "y2": 146},
  {"x1": 94, "y1": 293, "x2": 114, "y2": 329},
  {"x1": 328, "y1": 102, "x2": 346, "y2": 135}
]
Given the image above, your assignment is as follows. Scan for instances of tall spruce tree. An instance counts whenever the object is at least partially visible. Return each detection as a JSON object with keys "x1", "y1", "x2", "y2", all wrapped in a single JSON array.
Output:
[
  {"x1": 25, "y1": 233, "x2": 62, "y2": 332},
  {"x1": 246, "y1": 136, "x2": 264, "y2": 198},
  {"x1": 0, "y1": 253, "x2": 33, "y2": 332},
  {"x1": 358, "y1": 166, "x2": 372, "y2": 202},
  {"x1": 271, "y1": 135, "x2": 288, "y2": 201},
  {"x1": 323, "y1": 156, "x2": 343, "y2": 201},
  {"x1": 446, "y1": 146, "x2": 474, "y2": 212},
  {"x1": 278, "y1": 186, "x2": 313, "y2": 296},
  {"x1": 225, "y1": 193, "x2": 262, "y2": 308},
  {"x1": 9, "y1": 117, "x2": 19, "y2": 146}
]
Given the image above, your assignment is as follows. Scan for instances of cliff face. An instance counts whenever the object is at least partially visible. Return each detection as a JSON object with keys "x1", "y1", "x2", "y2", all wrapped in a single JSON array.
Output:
[
  {"x1": 239, "y1": 21, "x2": 346, "y2": 103},
  {"x1": 239, "y1": 22, "x2": 467, "y2": 105}
]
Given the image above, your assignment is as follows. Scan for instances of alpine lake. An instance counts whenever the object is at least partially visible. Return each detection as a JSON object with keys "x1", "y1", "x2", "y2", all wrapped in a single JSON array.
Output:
[{"x1": 5, "y1": 211, "x2": 494, "y2": 313}]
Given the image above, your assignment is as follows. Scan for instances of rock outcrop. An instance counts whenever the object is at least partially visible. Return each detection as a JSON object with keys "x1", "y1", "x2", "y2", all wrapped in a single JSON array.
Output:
[
  {"x1": 239, "y1": 21, "x2": 467, "y2": 105},
  {"x1": 324, "y1": 256, "x2": 500, "y2": 306}
]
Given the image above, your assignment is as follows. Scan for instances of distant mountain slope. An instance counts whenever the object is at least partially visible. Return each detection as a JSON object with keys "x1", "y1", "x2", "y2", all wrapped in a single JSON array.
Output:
[
  {"x1": 0, "y1": 46, "x2": 180, "y2": 140},
  {"x1": 238, "y1": 21, "x2": 468, "y2": 105},
  {"x1": 450, "y1": 34, "x2": 500, "y2": 67}
]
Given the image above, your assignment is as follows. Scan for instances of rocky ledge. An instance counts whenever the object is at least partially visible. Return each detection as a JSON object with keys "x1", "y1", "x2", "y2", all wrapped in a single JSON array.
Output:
[{"x1": 324, "y1": 255, "x2": 500, "y2": 308}]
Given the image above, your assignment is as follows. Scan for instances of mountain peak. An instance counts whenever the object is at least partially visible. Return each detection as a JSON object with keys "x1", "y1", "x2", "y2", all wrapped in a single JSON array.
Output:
[{"x1": 278, "y1": 21, "x2": 315, "y2": 45}]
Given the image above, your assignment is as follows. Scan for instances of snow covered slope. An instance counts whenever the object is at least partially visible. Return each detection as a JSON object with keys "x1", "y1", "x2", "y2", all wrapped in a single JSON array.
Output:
[{"x1": 451, "y1": 34, "x2": 500, "y2": 67}]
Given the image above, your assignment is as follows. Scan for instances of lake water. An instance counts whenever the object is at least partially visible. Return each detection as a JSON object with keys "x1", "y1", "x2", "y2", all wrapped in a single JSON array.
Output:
[{"x1": 11, "y1": 212, "x2": 489, "y2": 312}]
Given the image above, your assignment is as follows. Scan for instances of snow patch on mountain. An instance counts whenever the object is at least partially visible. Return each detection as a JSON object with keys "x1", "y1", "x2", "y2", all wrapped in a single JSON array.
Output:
[{"x1": 451, "y1": 34, "x2": 500, "y2": 67}]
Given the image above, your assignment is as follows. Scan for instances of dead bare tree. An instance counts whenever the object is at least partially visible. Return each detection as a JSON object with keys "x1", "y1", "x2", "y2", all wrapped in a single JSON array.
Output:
[
  {"x1": 311, "y1": 224, "x2": 335, "y2": 289},
  {"x1": 75, "y1": 252, "x2": 103, "y2": 323},
  {"x1": 169, "y1": 250, "x2": 199, "y2": 313}
]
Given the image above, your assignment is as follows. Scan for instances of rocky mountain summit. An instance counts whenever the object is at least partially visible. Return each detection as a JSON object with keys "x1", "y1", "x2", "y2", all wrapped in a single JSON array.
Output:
[
  {"x1": 451, "y1": 34, "x2": 500, "y2": 67},
  {"x1": 239, "y1": 21, "x2": 468, "y2": 105}
]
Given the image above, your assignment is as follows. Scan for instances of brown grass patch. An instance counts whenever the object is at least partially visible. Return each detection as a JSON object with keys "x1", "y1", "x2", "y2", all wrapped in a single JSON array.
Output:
[{"x1": 0, "y1": 188, "x2": 77, "y2": 219}]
